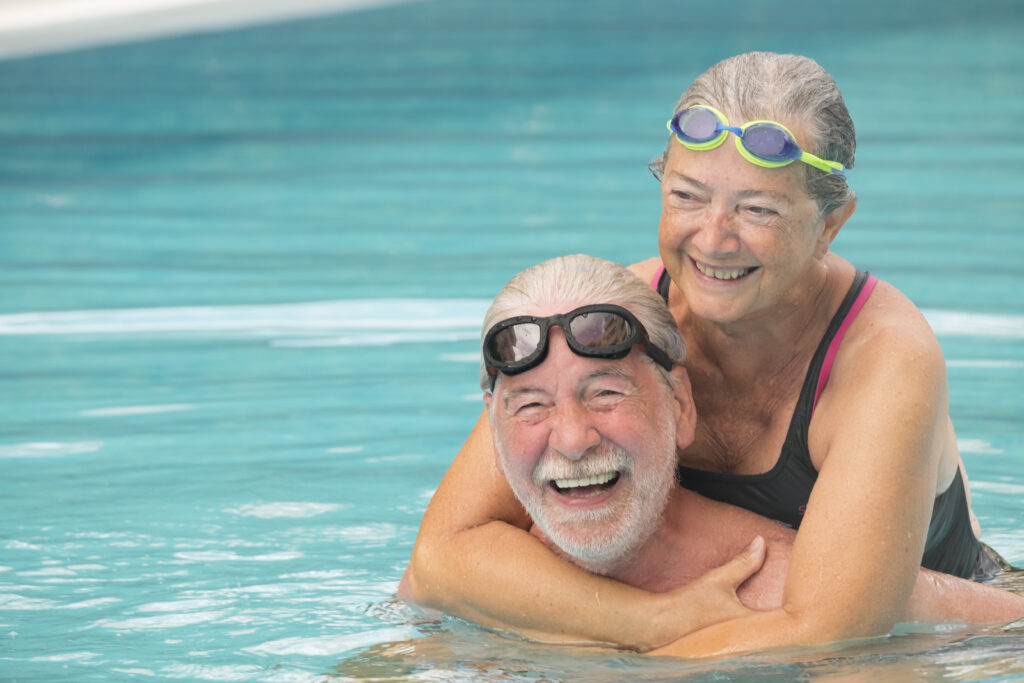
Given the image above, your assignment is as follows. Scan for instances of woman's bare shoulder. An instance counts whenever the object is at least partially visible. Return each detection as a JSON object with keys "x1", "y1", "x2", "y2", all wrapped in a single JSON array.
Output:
[
  {"x1": 855, "y1": 277, "x2": 943, "y2": 356},
  {"x1": 628, "y1": 256, "x2": 663, "y2": 285},
  {"x1": 827, "y1": 275, "x2": 948, "y2": 410}
]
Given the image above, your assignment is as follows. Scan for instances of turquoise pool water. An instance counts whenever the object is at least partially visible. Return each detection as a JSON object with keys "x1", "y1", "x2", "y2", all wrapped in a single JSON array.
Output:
[{"x1": 2, "y1": 0, "x2": 1023, "y2": 679}]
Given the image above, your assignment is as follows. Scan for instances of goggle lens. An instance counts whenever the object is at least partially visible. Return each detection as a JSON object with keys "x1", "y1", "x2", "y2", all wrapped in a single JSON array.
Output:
[
  {"x1": 569, "y1": 311, "x2": 634, "y2": 349},
  {"x1": 486, "y1": 322, "x2": 542, "y2": 363},
  {"x1": 675, "y1": 107, "x2": 721, "y2": 143},
  {"x1": 742, "y1": 123, "x2": 796, "y2": 162}
]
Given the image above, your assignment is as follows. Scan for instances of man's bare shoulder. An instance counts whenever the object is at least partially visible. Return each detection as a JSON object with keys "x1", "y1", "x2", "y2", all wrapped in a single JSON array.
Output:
[{"x1": 674, "y1": 490, "x2": 795, "y2": 548}]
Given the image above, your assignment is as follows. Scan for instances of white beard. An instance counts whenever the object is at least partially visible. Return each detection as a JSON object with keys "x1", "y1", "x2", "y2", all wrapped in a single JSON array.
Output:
[{"x1": 497, "y1": 416, "x2": 677, "y2": 576}]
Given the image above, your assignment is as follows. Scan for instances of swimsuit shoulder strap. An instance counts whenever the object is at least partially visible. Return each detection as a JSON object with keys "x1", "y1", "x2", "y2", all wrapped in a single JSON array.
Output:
[
  {"x1": 812, "y1": 271, "x2": 878, "y2": 411},
  {"x1": 773, "y1": 269, "x2": 876, "y2": 479},
  {"x1": 653, "y1": 265, "x2": 670, "y2": 301}
]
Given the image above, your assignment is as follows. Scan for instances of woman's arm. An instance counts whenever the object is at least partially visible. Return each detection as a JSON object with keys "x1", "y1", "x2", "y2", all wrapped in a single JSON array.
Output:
[
  {"x1": 401, "y1": 409, "x2": 766, "y2": 651},
  {"x1": 904, "y1": 568, "x2": 1024, "y2": 623},
  {"x1": 651, "y1": 297, "x2": 952, "y2": 657}
]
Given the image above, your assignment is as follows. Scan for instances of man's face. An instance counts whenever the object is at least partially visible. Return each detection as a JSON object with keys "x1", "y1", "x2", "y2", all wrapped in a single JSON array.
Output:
[{"x1": 484, "y1": 311, "x2": 688, "y2": 573}]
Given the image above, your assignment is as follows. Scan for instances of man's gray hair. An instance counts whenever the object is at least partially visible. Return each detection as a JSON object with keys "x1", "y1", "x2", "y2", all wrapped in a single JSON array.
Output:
[
  {"x1": 479, "y1": 254, "x2": 686, "y2": 390},
  {"x1": 649, "y1": 51, "x2": 856, "y2": 216}
]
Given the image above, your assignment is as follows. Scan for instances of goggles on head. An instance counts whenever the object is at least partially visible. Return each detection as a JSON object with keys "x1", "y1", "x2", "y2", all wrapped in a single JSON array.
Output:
[
  {"x1": 667, "y1": 105, "x2": 846, "y2": 177},
  {"x1": 483, "y1": 304, "x2": 674, "y2": 391}
]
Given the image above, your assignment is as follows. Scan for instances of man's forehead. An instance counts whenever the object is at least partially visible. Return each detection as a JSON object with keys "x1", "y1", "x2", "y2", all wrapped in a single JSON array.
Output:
[
  {"x1": 513, "y1": 299, "x2": 587, "y2": 317},
  {"x1": 497, "y1": 354, "x2": 646, "y2": 397}
]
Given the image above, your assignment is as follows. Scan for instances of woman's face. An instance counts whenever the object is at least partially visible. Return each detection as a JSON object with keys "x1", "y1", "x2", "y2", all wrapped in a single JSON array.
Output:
[{"x1": 657, "y1": 122, "x2": 837, "y2": 326}]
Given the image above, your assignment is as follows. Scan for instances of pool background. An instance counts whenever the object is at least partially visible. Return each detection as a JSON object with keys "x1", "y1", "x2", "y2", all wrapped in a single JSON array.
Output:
[{"x1": 2, "y1": 0, "x2": 1023, "y2": 680}]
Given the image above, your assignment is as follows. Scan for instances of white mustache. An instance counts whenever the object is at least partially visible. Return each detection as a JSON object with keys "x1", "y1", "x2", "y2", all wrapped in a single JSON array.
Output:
[{"x1": 533, "y1": 443, "x2": 633, "y2": 487}]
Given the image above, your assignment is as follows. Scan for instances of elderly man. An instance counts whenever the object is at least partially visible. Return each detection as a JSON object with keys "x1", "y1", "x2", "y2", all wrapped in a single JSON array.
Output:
[{"x1": 402, "y1": 254, "x2": 1024, "y2": 653}]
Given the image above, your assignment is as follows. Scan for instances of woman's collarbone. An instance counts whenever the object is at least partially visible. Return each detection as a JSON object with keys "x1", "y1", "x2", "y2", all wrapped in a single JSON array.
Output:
[{"x1": 687, "y1": 416, "x2": 787, "y2": 475}]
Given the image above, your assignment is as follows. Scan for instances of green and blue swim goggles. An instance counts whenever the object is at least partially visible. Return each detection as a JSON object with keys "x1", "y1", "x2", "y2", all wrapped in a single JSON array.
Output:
[{"x1": 667, "y1": 105, "x2": 846, "y2": 177}]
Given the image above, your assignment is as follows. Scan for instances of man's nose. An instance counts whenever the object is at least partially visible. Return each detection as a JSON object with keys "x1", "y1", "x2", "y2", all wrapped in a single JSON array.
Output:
[
  {"x1": 541, "y1": 329, "x2": 601, "y2": 459},
  {"x1": 548, "y1": 399, "x2": 600, "y2": 460}
]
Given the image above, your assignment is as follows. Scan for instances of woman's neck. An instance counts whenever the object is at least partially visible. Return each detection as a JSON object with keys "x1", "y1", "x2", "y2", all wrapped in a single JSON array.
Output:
[{"x1": 677, "y1": 257, "x2": 850, "y2": 385}]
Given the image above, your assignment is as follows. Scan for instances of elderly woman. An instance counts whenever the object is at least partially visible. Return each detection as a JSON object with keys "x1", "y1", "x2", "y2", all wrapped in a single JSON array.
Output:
[{"x1": 402, "y1": 52, "x2": 1009, "y2": 657}]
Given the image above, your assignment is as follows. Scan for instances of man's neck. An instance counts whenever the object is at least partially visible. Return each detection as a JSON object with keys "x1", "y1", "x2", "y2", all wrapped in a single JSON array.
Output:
[
  {"x1": 600, "y1": 489, "x2": 714, "y2": 591},
  {"x1": 529, "y1": 489, "x2": 712, "y2": 590},
  {"x1": 536, "y1": 488, "x2": 788, "y2": 594}
]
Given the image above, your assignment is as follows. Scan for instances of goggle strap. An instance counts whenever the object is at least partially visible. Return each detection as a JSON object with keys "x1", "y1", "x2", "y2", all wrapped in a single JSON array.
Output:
[{"x1": 800, "y1": 152, "x2": 846, "y2": 176}]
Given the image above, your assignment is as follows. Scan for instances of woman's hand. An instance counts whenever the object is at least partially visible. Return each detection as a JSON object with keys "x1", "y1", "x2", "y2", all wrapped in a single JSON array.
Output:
[{"x1": 638, "y1": 536, "x2": 768, "y2": 650}]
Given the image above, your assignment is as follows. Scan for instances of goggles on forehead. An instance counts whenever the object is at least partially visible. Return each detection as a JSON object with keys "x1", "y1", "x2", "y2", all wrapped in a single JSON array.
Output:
[
  {"x1": 483, "y1": 304, "x2": 674, "y2": 391},
  {"x1": 667, "y1": 105, "x2": 846, "y2": 177}
]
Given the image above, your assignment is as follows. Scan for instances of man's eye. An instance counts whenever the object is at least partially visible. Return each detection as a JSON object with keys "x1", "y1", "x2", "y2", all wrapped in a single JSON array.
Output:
[
  {"x1": 747, "y1": 205, "x2": 778, "y2": 216},
  {"x1": 589, "y1": 389, "x2": 624, "y2": 405}
]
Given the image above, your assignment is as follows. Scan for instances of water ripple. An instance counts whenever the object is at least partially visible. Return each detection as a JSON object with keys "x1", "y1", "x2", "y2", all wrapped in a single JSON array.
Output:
[
  {"x1": 226, "y1": 503, "x2": 342, "y2": 519},
  {"x1": 923, "y1": 309, "x2": 1024, "y2": 338},
  {"x1": 100, "y1": 609, "x2": 230, "y2": 630},
  {"x1": 246, "y1": 626, "x2": 419, "y2": 656},
  {"x1": 173, "y1": 551, "x2": 304, "y2": 563},
  {"x1": 0, "y1": 441, "x2": 102, "y2": 459},
  {"x1": 0, "y1": 593, "x2": 59, "y2": 610},
  {"x1": 0, "y1": 299, "x2": 488, "y2": 337},
  {"x1": 81, "y1": 404, "x2": 195, "y2": 417}
]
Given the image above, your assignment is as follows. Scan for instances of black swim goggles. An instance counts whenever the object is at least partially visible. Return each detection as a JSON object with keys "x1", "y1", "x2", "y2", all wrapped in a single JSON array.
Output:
[{"x1": 483, "y1": 304, "x2": 674, "y2": 390}]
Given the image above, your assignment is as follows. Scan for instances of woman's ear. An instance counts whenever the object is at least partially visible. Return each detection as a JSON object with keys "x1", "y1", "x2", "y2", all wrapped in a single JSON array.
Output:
[
  {"x1": 670, "y1": 366, "x2": 698, "y2": 451},
  {"x1": 815, "y1": 198, "x2": 856, "y2": 258}
]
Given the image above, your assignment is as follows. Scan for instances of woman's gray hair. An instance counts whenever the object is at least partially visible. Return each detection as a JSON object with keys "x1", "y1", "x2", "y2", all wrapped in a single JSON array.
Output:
[
  {"x1": 649, "y1": 52, "x2": 856, "y2": 216},
  {"x1": 480, "y1": 254, "x2": 686, "y2": 390}
]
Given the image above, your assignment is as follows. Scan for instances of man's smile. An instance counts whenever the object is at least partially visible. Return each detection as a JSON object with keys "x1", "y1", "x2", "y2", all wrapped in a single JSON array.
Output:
[{"x1": 550, "y1": 471, "x2": 622, "y2": 498}]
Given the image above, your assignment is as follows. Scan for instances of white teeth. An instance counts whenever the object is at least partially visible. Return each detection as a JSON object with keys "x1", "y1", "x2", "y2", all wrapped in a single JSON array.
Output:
[
  {"x1": 695, "y1": 261, "x2": 751, "y2": 281},
  {"x1": 554, "y1": 472, "x2": 617, "y2": 489}
]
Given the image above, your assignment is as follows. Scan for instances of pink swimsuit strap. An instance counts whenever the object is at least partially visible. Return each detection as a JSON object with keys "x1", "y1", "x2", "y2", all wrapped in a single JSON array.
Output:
[
  {"x1": 813, "y1": 273, "x2": 878, "y2": 411},
  {"x1": 651, "y1": 265, "x2": 666, "y2": 290}
]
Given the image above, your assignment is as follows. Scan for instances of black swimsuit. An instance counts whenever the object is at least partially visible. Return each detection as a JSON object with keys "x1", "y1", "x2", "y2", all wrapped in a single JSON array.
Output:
[{"x1": 657, "y1": 268, "x2": 997, "y2": 580}]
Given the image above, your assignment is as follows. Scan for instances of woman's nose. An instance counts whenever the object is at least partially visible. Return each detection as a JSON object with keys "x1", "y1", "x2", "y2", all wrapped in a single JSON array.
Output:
[{"x1": 694, "y1": 202, "x2": 741, "y2": 255}]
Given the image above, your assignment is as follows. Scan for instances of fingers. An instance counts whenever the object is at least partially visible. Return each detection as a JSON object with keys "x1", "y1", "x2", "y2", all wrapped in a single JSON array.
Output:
[
  {"x1": 646, "y1": 536, "x2": 769, "y2": 649},
  {"x1": 711, "y1": 535, "x2": 766, "y2": 589}
]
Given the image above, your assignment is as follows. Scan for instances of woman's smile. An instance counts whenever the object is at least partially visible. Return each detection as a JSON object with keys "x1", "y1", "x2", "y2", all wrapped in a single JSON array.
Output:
[{"x1": 692, "y1": 258, "x2": 759, "y2": 282}]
